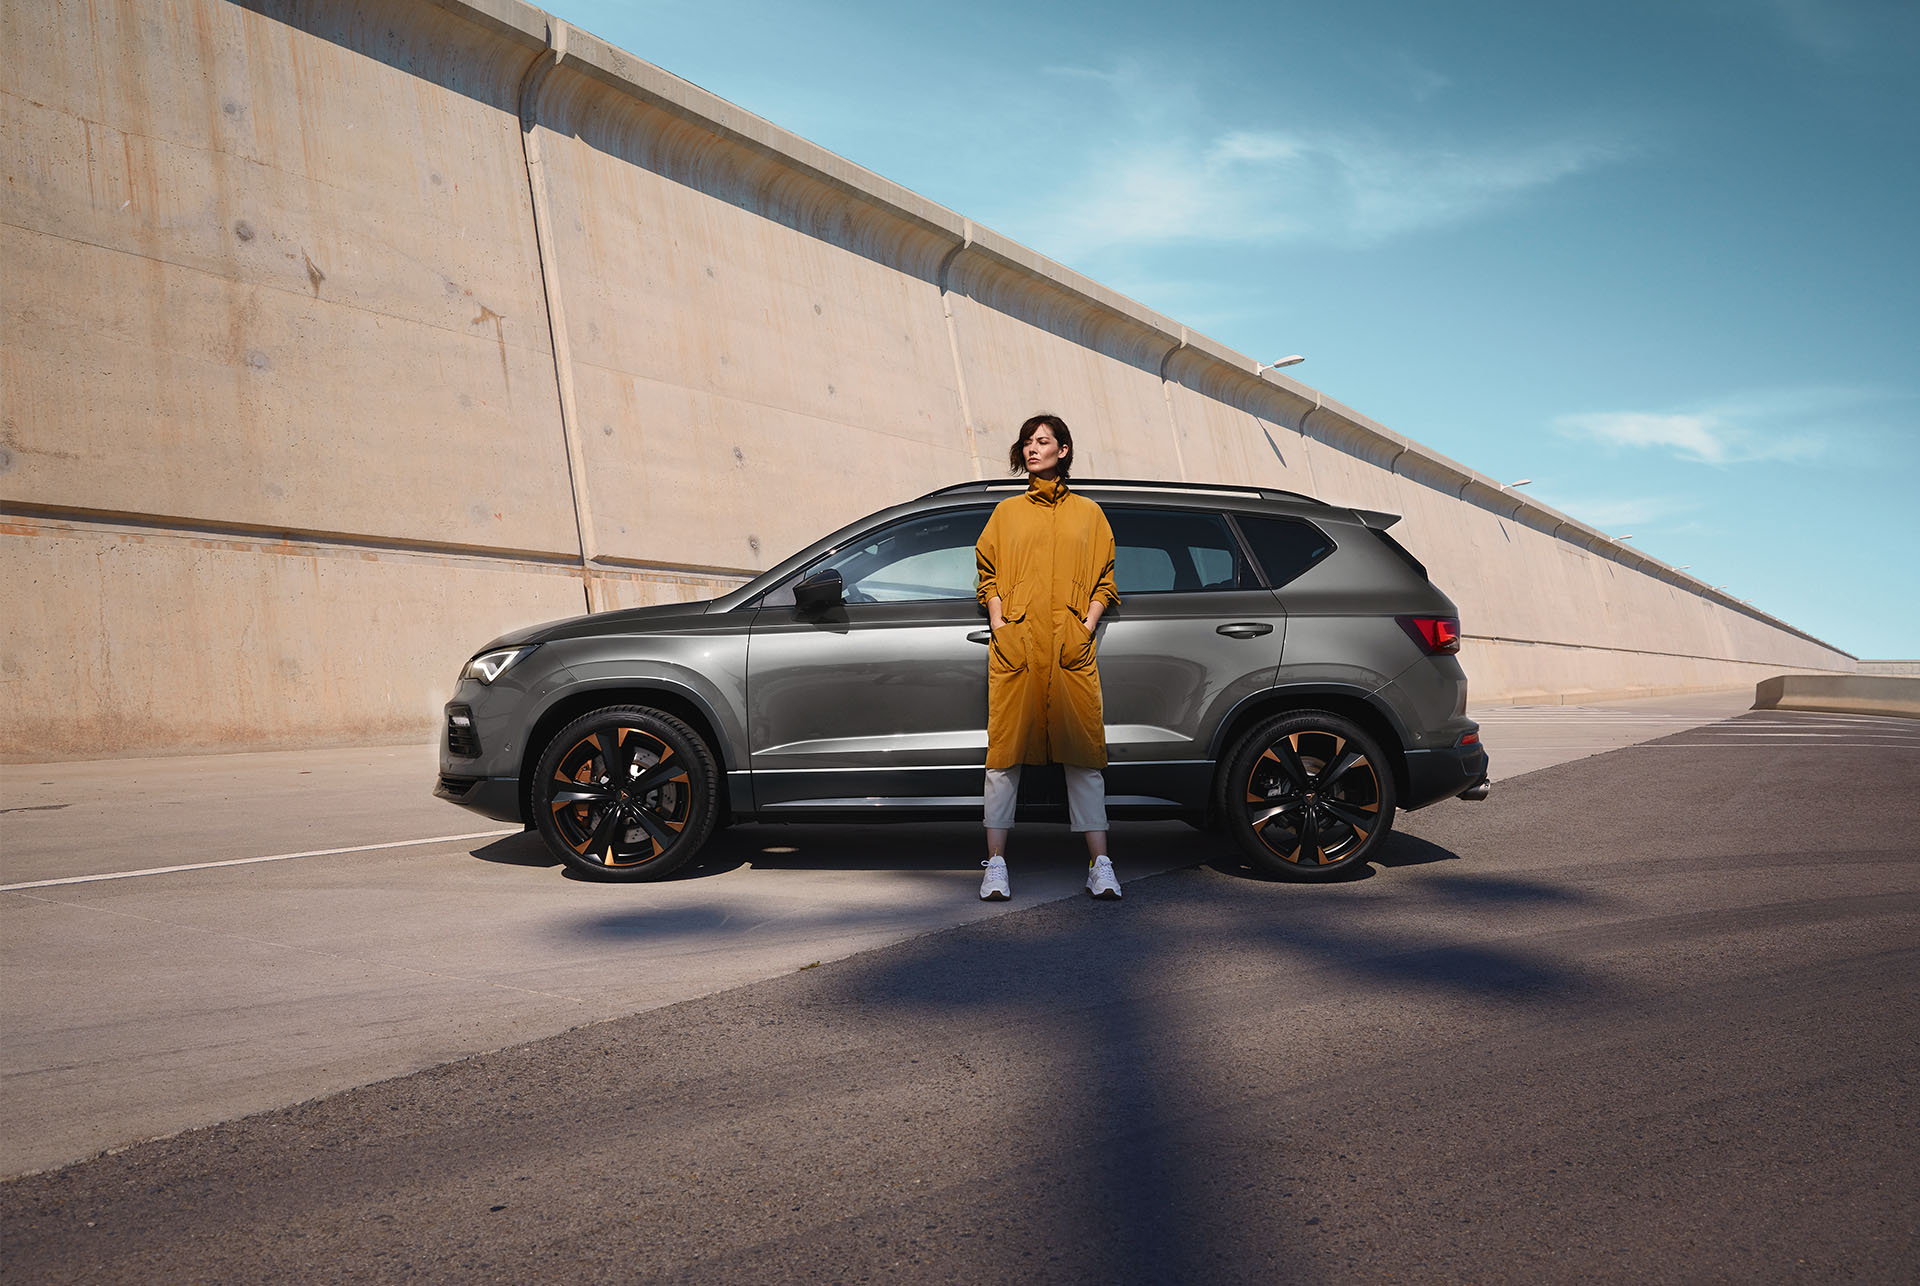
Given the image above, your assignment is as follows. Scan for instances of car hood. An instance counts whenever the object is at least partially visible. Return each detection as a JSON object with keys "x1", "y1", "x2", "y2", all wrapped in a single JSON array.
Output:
[{"x1": 477, "y1": 599, "x2": 719, "y2": 651}]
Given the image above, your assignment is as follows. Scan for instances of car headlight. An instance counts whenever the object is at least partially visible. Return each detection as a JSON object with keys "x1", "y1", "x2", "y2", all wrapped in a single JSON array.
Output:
[{"x1": 462, "y1": 646, "x2": 535, "y2": 685}]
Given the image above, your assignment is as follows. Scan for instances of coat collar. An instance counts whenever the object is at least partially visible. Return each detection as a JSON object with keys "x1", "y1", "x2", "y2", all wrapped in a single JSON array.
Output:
[{"x1": 1024, "y1": 474, "x2": 1069, "y2": 506}]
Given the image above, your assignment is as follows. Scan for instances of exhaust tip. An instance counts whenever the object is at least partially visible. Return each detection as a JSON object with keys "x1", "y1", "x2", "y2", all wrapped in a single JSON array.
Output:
[{"x1": 1459, "y1": 777, "x2": 1491, "y2": 802}]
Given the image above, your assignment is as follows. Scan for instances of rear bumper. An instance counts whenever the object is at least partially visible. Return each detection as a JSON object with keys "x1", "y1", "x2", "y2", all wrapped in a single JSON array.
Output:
[
  {"x1": 1402, "y1": 742, "x2": 1491, "y2": 810},
  {"x1": 433, "y1": 774, "x2": 524, "y2": 825}
]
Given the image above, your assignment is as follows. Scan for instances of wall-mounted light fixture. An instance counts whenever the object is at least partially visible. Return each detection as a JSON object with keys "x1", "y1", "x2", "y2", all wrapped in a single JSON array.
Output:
[{"x1": 1254, "y1": 355, "x2": 1305, "y2": 376}]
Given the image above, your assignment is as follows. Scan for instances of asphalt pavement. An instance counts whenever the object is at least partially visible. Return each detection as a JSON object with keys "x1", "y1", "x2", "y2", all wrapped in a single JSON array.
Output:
[
  {"x1": 4, "y1": 703, "x2": 1915, "y2": 1282},
  {"x1": 1, "y1": 690, "x2": 1750, "y2": 1179}
]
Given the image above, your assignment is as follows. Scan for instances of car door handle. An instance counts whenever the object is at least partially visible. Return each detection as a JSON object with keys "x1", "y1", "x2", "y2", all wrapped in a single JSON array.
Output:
[
  {"x1": 967, "y1": 630, "x2": 993, "y2": 644},
  {"x1": 1216, "y1": 623, "x2": 1273, "y2": 638}
]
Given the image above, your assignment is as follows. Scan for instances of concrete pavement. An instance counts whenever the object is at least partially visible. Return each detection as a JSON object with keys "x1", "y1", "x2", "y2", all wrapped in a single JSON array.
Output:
[
  {"x1": 1467, "y1": 685, "x2": 1756, "y2": 778},
  {"x1": 3, "y1": 689, "x2": 1760, "y2": 1176},
  {"x1": 3, "y1": 754, "x2": 1194, "y2": 1177}
]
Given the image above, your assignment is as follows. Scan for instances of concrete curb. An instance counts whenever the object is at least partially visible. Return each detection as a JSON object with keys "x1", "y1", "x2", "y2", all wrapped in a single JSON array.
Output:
[{"x1": 1753, "y1": 674, "x2": 1920, "y2": 720}]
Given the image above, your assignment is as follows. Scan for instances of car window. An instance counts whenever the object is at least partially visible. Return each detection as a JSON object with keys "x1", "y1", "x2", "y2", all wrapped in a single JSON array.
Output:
[
  {"x1": 766, "y1": 507, "x2": 993, "y2": 605},
  {"x1": 1106, "y1": 507, "x2": 1255, "y2": 595},
  {"x1": 1235, "y1": 515, "x2": 1335, "y2": 589}
]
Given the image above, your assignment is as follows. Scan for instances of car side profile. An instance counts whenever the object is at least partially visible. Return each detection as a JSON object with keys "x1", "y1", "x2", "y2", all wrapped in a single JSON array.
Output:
[{"x1": 435, "y1": 478, "x2": 1490, "y2": 881}]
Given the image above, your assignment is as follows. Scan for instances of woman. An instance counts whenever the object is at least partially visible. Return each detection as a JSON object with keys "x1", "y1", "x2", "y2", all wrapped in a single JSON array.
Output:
[{"x1": 974, "y1": 414, "x2": 1123, "y2": 901}]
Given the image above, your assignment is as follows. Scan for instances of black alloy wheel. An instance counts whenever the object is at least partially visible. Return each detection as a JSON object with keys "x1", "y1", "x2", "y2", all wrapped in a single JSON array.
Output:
[
  {"x1": 1221, "y1": 710, "x2": 1397, "y2": 878},
  {"x1": 532, "y1": 705, "x2": 718, "y2": 881}
]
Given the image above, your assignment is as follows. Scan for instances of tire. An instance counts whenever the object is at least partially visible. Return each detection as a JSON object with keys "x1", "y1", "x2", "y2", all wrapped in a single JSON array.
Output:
[
  {"x1": 1218, "y1": 710, "x2": 1397, "y2": 879},
  {"x1": 532, "y1": 705, "x2": 719, "y2": 881}
]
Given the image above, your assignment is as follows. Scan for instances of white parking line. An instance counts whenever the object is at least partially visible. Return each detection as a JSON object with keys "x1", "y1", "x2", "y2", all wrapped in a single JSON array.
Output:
[
  {"x1": 1472, "y1": 714, "x2": 1705, "y2": 722},
  {"x1": 1629, "y1": 743, "x2": 1920, "y2": 750},
  {"x1": 1707, "y1": 731, "x2": 1920, "y2": 738},
  {"x1": 1719, "y1": 725, "x2": 1920, "y2": 732},
  {"x1": 0, "y1": 830, "x2": 520, "y2": 892},
  {"x1": 1744, "y1": 714, "x2": 1920, "y2": 725}
]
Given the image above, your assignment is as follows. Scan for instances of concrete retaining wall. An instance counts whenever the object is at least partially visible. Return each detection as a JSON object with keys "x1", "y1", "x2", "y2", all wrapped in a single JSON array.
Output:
[
  {"x1": 1753, "y1": 675, "x2": 1920, "y2": 719},
  {"x1": 0, "y1": 0, "x2": 1854, "y2": 760}
]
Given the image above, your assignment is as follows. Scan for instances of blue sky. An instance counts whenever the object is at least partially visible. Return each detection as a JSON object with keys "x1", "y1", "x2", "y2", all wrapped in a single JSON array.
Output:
[{"x1": 553, "y1": 0, "x2": 1917, "y2": 659}]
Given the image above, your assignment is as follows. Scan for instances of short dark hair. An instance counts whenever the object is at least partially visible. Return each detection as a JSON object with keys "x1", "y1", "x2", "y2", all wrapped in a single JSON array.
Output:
[{"x1": 1009, "y1": 414, "x2": 1074, "y2": 479}]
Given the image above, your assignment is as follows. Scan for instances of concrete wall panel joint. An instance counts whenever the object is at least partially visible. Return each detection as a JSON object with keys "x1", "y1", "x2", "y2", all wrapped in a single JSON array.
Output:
[
  {"x1": 515, "y1": 40, "x2": 593, "y2": 611},
  {"x1": 936, "y1": 222, "x2": 984, "y2": 478},
  {"x1": 1157, "y1": 328, "x2": 1191, "y2": 483}
]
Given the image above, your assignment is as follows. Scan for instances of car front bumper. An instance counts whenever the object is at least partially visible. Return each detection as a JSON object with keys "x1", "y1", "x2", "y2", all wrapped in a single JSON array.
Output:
[{"x1": 433, "y1": 773, "x2": 524, "y2": 824}]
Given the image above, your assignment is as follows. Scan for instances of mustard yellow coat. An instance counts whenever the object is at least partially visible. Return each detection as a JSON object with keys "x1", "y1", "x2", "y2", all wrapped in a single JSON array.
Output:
[{"x1": 975, "y1": 476, "x2": 1121, "y2": 770}]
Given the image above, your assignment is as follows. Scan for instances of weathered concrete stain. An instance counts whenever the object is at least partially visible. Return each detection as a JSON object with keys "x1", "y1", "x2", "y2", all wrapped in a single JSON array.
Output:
[
  {"x1": 302, "y1": 249, "x2": 325, "y2": 295},
  {"x1": 472, "y1": 303, "x2": 509, "y2": 391}
]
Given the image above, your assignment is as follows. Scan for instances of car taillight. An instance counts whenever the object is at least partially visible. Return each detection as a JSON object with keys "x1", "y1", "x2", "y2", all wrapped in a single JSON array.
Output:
[{"x1": 1397, "y1": 615, "x2": 1461, "y2": 655}]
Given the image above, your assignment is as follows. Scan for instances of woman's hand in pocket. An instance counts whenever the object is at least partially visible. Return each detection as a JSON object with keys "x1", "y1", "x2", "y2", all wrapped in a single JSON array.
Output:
[{"x1": 1061, "y1": 618, "x2": 1097, "y2": 670}]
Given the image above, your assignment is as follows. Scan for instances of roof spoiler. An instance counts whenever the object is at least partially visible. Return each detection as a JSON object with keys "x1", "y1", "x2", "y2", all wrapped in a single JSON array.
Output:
[{"x1": 1353, "y1": 508, "x2": 1401, "y2": 530}]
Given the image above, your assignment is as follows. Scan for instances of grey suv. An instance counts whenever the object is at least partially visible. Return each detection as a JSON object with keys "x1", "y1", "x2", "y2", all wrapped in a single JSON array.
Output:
[{"x1": 435, "y1": 479, "x2": 1490, "y2": 881}]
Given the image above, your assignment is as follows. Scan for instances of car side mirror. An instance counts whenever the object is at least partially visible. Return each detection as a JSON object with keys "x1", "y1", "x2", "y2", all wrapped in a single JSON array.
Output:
[{"x1": 794, "y1": 568, "x2": 845, "y2": 615}]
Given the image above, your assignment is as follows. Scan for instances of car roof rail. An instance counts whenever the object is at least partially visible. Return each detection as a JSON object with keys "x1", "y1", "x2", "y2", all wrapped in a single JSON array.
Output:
[{"x1": 915, "y1": 477, "x2": 1327, "y2": 506}]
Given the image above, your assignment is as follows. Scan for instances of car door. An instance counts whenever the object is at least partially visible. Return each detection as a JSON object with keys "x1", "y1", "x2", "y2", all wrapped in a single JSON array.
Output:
[
  {"x1": 1093, "y1": 504, "x2": 1289, "y2": 809},
  {"x1": 746, "y1": 505, "x2": 994, "y2": 813}
]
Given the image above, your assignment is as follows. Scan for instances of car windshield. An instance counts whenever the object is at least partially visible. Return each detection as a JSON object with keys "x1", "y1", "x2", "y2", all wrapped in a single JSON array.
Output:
[
  {"x1": 752, "y1": 506, "x2": 993, "y2": 607},
  {"x1": 822, "y1": 509, "x2": 991, "y2": 601}
]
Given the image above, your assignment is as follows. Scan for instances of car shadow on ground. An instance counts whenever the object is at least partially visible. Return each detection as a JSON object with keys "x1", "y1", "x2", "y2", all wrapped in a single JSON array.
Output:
[
  {"x1": 473, "y1": 819, "x2": 1235, "y2": 881},
  {"x1": 469, "y1": 819, "x2": 1481, "y2": 885},
  {"x1": 1196, "y1": 826, "x2": 1463, "y2": 883},
  {"x1": 467, "y1": 830, "x2": 561, "y2": 869}
]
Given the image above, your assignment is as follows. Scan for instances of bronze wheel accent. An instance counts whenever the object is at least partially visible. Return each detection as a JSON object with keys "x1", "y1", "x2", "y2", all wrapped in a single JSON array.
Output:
[
  {"x1": 1221, "y1": 710, "x2": 1397, "y2": 878},
  {"x1": 1243, "y1": 729, "x2": 1381, "y2": 865},
  {"x1": 545, "y1": 724, "x2": 693, "y2": 868}
]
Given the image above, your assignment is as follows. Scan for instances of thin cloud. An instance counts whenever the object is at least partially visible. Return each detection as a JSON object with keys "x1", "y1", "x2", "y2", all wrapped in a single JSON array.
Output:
[
  {"x1": 1342, "y1": 48, "x2": 1454, "y2": 103},
  {"x1": 1763, "y1": 0, "x2": 1857, "y2": 59},
  {"x1": 1554, "y1": 404, "x2": 1828, "y2": 465},
  {"x1": 1039, "y1": 123, "x2": 1625, "y2": 254},
  {"x1": 1748, "y1": 0, "x2": 1920, "y2": 64}
]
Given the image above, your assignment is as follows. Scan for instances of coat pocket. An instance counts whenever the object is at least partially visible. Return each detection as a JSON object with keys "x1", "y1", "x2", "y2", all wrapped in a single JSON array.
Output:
[
  {"x1": 989, "y1": 612, "x2": 1027, "y2": 672},
  {"x1": 1059, "y1": 619, "x2": 1096, "y2": 671}
]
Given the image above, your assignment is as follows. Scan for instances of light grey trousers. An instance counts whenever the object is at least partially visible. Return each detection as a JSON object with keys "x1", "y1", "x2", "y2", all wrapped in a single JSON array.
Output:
[{"x1": 983, "y1": 765, "x2": 1109, "y2": 833}]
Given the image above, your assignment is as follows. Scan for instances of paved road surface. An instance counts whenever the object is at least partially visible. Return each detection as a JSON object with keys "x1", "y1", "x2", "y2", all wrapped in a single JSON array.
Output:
[
  {"x1": 4, "y1": 707, "x2": 1915, "y2": 1282},
  {"x1": 1467, "y1": 686, "x2": 1754, "y2": 778},
  {"x1": 2, "y1": 690, "x2": 1753, "y2": 1177}
]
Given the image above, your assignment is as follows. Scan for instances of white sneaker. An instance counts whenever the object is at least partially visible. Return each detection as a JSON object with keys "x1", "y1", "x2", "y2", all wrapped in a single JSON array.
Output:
[
  {"x1": 980, "y1": 856, "x2": 1010, "y2": 901},
  {"x1": 1087, "y1": 856, "x2": 1122, "y2": 899}
]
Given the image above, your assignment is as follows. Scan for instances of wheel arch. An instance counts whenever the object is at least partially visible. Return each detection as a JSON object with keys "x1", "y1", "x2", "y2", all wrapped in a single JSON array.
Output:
[
  {"x1": 517, "y1": 683, "x2": 734, "y2": 826},
  {"x1": 1208, "y1": 684, "x2": 1412, "y2": 804}
]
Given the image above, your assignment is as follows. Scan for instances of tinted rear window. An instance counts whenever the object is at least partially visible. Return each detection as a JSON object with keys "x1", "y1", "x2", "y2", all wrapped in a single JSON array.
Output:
[
  {"x1": 1235, "y1": 515, "x2": 1335, "y2": 589},
  {"x1": 1106, "y1": 507, "x2": 1257, "y2": 595}
]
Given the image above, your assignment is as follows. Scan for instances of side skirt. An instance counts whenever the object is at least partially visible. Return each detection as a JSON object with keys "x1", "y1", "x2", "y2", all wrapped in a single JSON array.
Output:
[{"x1": 741, "y1": 761, "x2": 1214, "y2": 823}]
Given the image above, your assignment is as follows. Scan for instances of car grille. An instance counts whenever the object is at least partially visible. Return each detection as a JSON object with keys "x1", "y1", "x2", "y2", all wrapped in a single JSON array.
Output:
[{"x1": 445, "y1": 705, "x2": 480, "y2": 757}]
